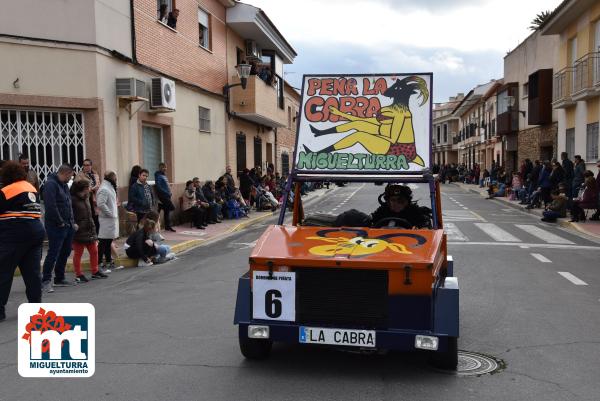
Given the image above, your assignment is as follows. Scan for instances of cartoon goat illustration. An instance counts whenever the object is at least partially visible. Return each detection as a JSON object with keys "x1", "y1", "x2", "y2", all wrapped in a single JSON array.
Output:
[{"x1": 305, "y1": 76, "x2": 429, "y2": 166}]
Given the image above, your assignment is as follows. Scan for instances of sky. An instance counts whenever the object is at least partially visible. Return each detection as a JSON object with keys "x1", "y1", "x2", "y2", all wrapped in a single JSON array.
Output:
[{"x1": 248, "y1": 0, "x2": 564, "y2": 103}]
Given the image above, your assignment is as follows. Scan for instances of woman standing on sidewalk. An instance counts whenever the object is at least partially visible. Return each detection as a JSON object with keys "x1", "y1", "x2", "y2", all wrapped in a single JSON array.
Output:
[
  {"x1": 97, "y1": 171, "x2": 120, "y2": 272},
  {"x1": 70, "y1": 179, "x2": 107, "y2": 282},
  {"x1": 0, "y1": 162, "x2": 45, "y2": 321}
]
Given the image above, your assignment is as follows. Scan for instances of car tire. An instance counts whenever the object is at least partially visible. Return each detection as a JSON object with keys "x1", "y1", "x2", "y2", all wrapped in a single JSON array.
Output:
[
  {"x1": 239, "y1": 327, "x2": 272, "y2": 360},
  {"x1": 429, "y1": 337, "x2": 458, "y2": 370}
]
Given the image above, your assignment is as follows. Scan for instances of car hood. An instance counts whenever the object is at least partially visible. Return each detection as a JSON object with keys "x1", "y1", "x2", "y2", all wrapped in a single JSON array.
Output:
[{"x1": 250, "y1": 225, "x2": 445, "y2": 269}]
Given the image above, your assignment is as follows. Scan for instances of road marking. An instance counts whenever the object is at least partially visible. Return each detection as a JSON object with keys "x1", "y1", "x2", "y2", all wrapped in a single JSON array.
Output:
[
  {"x1": 557, "y1": 272, "x2": 588, "y2": 285},
  {"x1": 519, "y1": 245, "x2": 530, "y2": 249},
  {"x1": 447, "y1": 241, "x2": 600, "y2": 251},
  {"x1": 462, "y1": 207, "x2": 469, "y2": 210},
  {"x1": 515, "y1": 224, "x2": 574, "y2": 244},
  {"x1": 531, "y1": 253, "x2": 551, "y2": 263},
  {"x1": 474, "y1": 223, "x2": 521, "y2": 242},
  {"x1": 444, "y1": 222, "x2": 469, "y2": 241},
  {"x1": 469, "y1": 211, "x2": 487, "y2": 222}
]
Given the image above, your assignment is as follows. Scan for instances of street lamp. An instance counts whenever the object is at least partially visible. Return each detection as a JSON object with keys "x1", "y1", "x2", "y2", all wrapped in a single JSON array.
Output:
[{"x1": 223, "y1": 63, "x2": 252, "y2": 118}]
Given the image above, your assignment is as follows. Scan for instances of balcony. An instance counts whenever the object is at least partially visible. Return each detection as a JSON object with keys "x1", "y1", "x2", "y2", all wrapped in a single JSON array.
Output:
[
  {"x1": 230, "y1": 75, "x2": 286, "y2": 127},
  {"x1": 528, "y1": 69, "x2": 553, "y2": 125},
  {"x1": 552, "y1": 67, "x2": 575, "y2": 109},
  {"x1": 571, "y1": 52, "x2": 600, "y2": 102}
]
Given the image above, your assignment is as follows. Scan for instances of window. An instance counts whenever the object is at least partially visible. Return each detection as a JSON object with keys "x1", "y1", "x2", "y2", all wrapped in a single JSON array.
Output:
[
  {"x1": 198, "y1": 8, "x2": 210, "y2": 49},
  {"x1": 281, "y1": 152, "x2": 290, "y2": 174},
  {"x1": 236, "y1": 133, "x2": 246, "y2": 175},
  {"x1": 287, "y1": 106, "x2": 292, "y2": 129},
  {"x1": 566, "y1": 128, "x2": 575, "y2": 159},
  {"x1": 142, "y1": 125, "x2": 163, "y2": 174},
  {"x1": 157, "y1": 0, "x2": 173, "y2": 18},
  {"x1": 443, "y1": 124, "x2": 448, "y2": 143},
  {"x1": 198, "y1": 106, "x2": 210, "y2": 132},
  {"x1": 522, "y1": 82, "x2": 529, "y2": 98},
  {"x1": 254, "y1": 137, "x2": 262, "y2": 169},
  {"x1": 236, "y1": 47, "x2": 244, "y2": 66},
  {"x1": 436, "y1": 126, "x2": 441, "y2": 144},
  {"x1": 586, "y1": 122, "x2": 599, "y2": 160}
]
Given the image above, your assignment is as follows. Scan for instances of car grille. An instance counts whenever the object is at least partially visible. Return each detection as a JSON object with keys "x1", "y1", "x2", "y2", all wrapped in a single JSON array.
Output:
[{"x1": 295, "y1": 268, "x2": 388, "y2": 328}]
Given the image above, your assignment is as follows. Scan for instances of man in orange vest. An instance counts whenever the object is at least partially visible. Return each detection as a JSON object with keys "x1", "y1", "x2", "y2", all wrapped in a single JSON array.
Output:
[{"x1": 0, "y1": 161, "x2": 45, "y2": 321}]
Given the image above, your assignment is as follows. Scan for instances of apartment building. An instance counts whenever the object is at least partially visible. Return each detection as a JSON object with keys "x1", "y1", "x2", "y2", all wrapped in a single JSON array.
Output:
[
  {"x1": 225, "y1": 2, "x2": 297, "y2": 176},
  {"x1": 432, "y1": 94, "x2": 463, "y2": 166},
  {"x1": 453, "y1": 80, "x2": 501, "y2": 170},
  {"x1": 542, "y1": 0, "x2": 600, "y2": 174},
  {"x1": 499, "y1": 29, "x2": 559, "y2": 172}
]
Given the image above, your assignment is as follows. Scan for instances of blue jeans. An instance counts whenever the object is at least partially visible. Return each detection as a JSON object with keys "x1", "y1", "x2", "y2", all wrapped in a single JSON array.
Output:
[
  {"x1": 209, "y1": 201, "x2": 221, "y2": 221},
  {"x1": 42, "y1": 225, "x2": 75, "y2": 282},
  {"x1": 543, "y1": 210, "x2": 561, "y2": 221},
  {"x1": 155, "y1": 244, "x2": 171, "y2": 258}
]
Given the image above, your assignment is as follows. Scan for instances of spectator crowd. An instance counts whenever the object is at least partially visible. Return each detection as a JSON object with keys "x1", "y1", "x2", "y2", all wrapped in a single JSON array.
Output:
[
  {"x1": 0, "y1": 154, "x2": 297, "y2": 321},
  {"x1": 434, "y1": 153, "x2": 600, "y2": 224}
]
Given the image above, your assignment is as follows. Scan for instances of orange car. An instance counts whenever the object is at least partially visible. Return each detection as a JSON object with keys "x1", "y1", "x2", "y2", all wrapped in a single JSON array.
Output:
[{"x1": 234, "y1": 73, "x2": 458, "y2": 369}]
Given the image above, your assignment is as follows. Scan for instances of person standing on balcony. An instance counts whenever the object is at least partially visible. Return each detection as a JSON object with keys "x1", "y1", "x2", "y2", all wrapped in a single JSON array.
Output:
[
  {"x1": 158, "y1": 3, "x2": 168, "y2": 24},
  {"x1": 167, "y1": 8, "x2": 179, "y2": 29},
  {"x1": 155, "y1": 163, "x2": 175, "y2": 232}
]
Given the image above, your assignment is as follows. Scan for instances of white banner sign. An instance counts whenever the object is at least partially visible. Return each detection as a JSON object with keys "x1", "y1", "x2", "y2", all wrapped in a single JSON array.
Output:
[
  {"x1": 252, "y1": 271, "x2": 296, "y2": 321},
  {"x1": 294, "y1": 74, "x2": 432, "y2": 174}
]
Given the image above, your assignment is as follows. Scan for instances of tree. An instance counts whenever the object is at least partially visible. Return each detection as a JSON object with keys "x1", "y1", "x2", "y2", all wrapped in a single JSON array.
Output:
[{"x1": 529, "y1": 10, "x2": 552, "y2": 31}]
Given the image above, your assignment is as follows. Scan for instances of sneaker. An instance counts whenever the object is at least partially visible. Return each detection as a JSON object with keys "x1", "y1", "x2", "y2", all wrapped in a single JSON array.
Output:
[
  {"x1": 42, "y1": 280, "x2": 54, "y2": 293},
  {"x1": 91, "y1": 271, "x2": 108, "y2": 279},
  {"x1": 0, "y1": 307, "x2": 6, "y2": 321},
  {"x1": 138, "y1": 260, "x2": 153, "y2": 267},
  {"x1": 165, "y1": 252, "x2": 176, "y2": 261},
  {"x1": 166, "y1": 227, "x2": 176, "y2": 232},
  {"x1": 100, "y1": 266, "x2": 112, "y2": 274},
  {"x1": 110, "y1": 262, "x2": 125, "y2": 271},
  {"x1": 75, "y1": 275, "x2": 89, "y2": 283},
  {"x1": 53, "y1": 278, "x2": 74, "y2": 287}
]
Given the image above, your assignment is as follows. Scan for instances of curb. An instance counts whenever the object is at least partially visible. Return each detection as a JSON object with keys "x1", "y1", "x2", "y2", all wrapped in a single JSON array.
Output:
[
  {"x1": 453, "y1": 183, "x2": 600, "y2": 240},
  {"x1": 17, "y1": 187, "x2": 337, "y2": 277}
]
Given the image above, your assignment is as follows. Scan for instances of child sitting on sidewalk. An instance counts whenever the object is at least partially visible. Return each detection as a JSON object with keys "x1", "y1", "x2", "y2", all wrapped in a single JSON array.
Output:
[{"x1": 541, "y1": 189, "x2": 568, "y2": 223}]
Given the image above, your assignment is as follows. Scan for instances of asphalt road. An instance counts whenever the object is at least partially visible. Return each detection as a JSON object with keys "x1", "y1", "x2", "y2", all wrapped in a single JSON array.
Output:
[{"x1": 1, "y1": 183, "x2": 600, "y2": 401}]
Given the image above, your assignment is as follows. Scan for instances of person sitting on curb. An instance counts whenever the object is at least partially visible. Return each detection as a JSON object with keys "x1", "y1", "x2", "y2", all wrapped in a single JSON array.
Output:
[
  {"x1": 570, "y1": 172, "x2": 599, "y2": 223},
  {"x1": 182, "y1": 180, "x2": 208, "y2": 229},
  {"x1": 541, "y1": 189, "x2": 568, "y2": 223},
  {"x1": 486, "y1": 182, "x2": 506, "y2": 199},
  {"x1": 124, "y1": 219, "x2": 174, "y2": 267},
  {"x1": 70, "y1": 179, "x2": 107, "y2": 282}
]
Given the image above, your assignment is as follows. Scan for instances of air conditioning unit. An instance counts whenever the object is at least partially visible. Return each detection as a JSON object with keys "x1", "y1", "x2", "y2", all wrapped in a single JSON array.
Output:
[
  {"x1": 150, "y1": 77, "x2": 176, "y2": 111},
  {"x1": 245, "y1": 39, "x2": 261, "y2": 60},
  {"x1": 116, "y1": 78, "x2": 147, "y2": 99}
]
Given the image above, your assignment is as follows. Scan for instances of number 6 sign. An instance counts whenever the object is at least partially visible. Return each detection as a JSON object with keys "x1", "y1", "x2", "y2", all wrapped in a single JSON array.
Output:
[{"x1": 252, "y1": 271, "x2": 296, "y2": 321}]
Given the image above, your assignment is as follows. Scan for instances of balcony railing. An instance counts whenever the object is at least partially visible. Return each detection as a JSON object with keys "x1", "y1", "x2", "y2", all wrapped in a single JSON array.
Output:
[
  {"x1": 572, "y1": 51, "x2": 600, "y2": 97},
  {"x1": 552, "y1": 66, "x2": 573, "y2": 105}
]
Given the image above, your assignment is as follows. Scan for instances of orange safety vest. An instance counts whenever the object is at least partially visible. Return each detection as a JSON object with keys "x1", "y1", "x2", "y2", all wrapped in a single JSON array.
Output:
[{"x1": 0, "y1": 181, "x2": 41, "y2": 220}]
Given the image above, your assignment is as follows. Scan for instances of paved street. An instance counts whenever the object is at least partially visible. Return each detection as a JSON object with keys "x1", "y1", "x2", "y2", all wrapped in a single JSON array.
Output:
[{"x1": 1, "y1": 183, "x2": 600, "y2": 401}]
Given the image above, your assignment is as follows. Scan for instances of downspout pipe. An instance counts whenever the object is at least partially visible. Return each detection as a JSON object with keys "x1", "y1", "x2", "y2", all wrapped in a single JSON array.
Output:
[{"x1": 129, "y1": 0, "x2": 137, "y2": 63}]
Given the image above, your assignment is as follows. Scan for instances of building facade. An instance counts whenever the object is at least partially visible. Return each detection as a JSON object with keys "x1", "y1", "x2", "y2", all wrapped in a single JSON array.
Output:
[
  {"x1": 500, "y1": 29, "x2": 559, "y2": 172},
  {"x1": 225, "y1": 2, "x2": 297, "y2": 177},
  {"x1": 0, "y1": 0, "x2": 297, "y2": 205},
  {"x1": 542, "y1": 0, "x2": 600, "y2": 175},
  {"x1": 432, "y1": 94, "x2": 463, "y2": 166}
]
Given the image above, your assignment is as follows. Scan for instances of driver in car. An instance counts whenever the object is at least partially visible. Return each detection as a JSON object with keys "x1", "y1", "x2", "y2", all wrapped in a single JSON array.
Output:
[{"x1": 371, "y1": 184, "x2": 431, "y2": 229}]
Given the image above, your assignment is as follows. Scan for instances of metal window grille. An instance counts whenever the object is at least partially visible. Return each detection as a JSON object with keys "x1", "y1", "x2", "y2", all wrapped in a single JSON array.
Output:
[
  {"x1": 586, "y1": 122, "x2": 599, "y2": 161},
  {"x1": 254, "y1": 137, "x2": 262, "y2": 169},
  {"x1": 198, "y1": 106, "x2": 211, "y2": 132},
  {"x1": 0, "y1": 109, "x2": 85, "y2": 184},
  {"x1": 281, "y1": 152, "x2": 290, "y2": 174}
]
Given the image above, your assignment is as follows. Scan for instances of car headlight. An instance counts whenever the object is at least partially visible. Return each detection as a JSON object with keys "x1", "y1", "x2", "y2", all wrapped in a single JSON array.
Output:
[
  {"x1": 415, "y1": 335, "x2": 439, "y2": 351},
  {"x1": 248, "y1": 325, "x2": 270, "y2": 339}
]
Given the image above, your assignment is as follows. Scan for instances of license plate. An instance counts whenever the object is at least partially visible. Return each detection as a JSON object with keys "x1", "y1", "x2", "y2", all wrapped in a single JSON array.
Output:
[{"x1": 299, "y1": 326, "x2": 376, "y2": 348}]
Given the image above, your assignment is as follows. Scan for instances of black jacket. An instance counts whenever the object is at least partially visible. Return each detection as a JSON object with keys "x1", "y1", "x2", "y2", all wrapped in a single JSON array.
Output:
[
  {"x1": 371, "y1": 203, "x2": 431, "y2": 229},
  {"x1": 126, "y1": 229, "x2": 154, "y2": 261},
  {"x1": 43, "y1": 173, "x2": 74, "y2": 228}
]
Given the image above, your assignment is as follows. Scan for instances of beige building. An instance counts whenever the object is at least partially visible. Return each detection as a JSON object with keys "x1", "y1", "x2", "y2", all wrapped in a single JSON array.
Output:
[
  {"x1": 453, "y1": 80, "x2": 500, "y2": 170},
  {"x1": 432, "y1": 94, "x2": 463, "y2": 166},
  {"x1": 500, "y1": 29, "x2": 559, "y2": 171},
  {"x1": 225, "y1": 2, "x2": 297, "y2": 177},
  {"x1": 542, "y1": 0, "x2": 600, "y2": 174}
]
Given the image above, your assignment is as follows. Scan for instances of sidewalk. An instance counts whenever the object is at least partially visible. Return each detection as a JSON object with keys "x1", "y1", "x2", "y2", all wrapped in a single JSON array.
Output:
[
  {"x1": 452, "y1": 182, "x2": 600, "y2": 240},
  {"x1": 31, "y1": 186, "x2": 333, "y2": 275}
]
